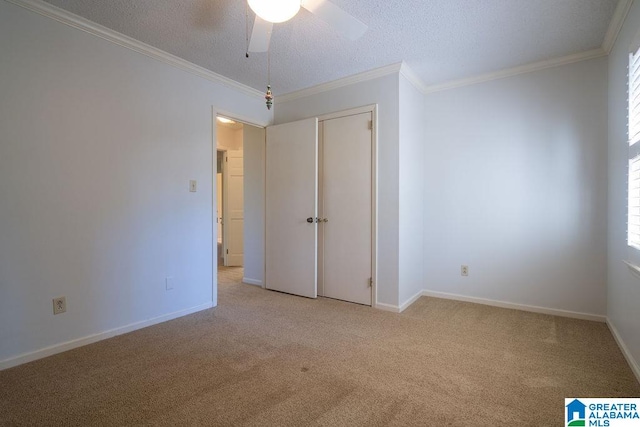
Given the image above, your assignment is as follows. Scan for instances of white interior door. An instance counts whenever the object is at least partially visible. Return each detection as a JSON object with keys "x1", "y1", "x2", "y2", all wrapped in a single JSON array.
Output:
[
  {"x1": 321, "y1": 112, "x2": 372, "y2": 305},
  {"x1": 223, "y1": 149, "x2": 244, "y2": 266},
  {"x1": 265, "y1": 118, "x2": 318, "y2": 298}
]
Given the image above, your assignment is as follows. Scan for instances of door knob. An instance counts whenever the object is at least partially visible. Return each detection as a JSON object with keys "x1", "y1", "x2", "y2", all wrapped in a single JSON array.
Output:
[{"x1": 306, "y1": 217, "x2": 314, "y2": 223}]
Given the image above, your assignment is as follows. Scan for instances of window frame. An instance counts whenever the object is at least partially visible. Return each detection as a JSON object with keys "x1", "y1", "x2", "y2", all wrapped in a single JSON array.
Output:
[{"x1": 627, "y1": 31, "x2": 640, "y2": 259}]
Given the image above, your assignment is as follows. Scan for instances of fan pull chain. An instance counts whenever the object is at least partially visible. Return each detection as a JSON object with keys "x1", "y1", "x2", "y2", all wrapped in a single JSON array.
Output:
[
  {"x1": 245, "y1": 2, "x2": 249, "y2": 58},
  {"x1": 265, "y1": 48, "x2": 273, "y2": 110}
]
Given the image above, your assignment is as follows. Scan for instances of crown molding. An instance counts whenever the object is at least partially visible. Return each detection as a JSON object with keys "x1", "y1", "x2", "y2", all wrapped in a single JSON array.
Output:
[
  {"x1": 399, "y1": 62, "x2": 428, "y2": 94},
  {"x1": 9, "y1": 0, "x2": 623, "y2": 102},
  {"x1": 603, "y1": 0, "x2": 634, "y2": 54},
  {"x1": 423, "y1": 48, "x2": 606, "y2": 94},
  {"x1": 5, "y1": 0, "x2": 264, "y2": 99},
  {"x1": 278, "y1": 62, "x2": 403, "y2": 103},
  {"x1": 279, "y1": 46, "x2": 608, "y2": 102}
]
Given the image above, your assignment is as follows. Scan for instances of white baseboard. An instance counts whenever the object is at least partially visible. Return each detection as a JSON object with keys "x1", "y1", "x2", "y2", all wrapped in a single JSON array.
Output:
[
  {"x1": 377, "y1": 289, "x2": 606, "y2": 322},
  {"x1": 0, "y1": 302, "x2": 214, "y2": 371},
  {"x1": 242, "y1": 277, "x2": 263, "y2": 287},
  {"x1": 375, "y1": 290, "x2": 424, "y2": 314},
  {"x1": 421, "y1": 290, "x2": 606, "y2": 322},
  {"x1": 374, "y1": 302, "x2": 400, "y2": 313},
  {"x1": 606, "y1": 318, "x2": 640, "y2": 384},
  {"x1": 399, "y1": 290, "x2": 424, "y2": 313}
]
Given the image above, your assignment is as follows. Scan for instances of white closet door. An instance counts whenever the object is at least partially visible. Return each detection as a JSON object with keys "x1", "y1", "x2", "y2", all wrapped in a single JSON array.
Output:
[
  {"x1": 265, "y1": 118, "x2": 318, "y2": 298},
  {"x1": 322, "y1": 112, "x2": 372, "y2": 305}
]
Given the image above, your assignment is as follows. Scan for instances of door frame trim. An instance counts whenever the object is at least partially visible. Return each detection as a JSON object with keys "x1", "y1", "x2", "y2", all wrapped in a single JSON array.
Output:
[{"x1": 317, "y1": 104, "x2": 378, "y2": 308}]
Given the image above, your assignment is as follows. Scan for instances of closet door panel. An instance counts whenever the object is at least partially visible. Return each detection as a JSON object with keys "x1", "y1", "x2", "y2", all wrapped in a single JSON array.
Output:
[
  {"x1": 322, "y1": 112, "x2": 372, "y2": 305},
  {"x1": 265, "y1": 118, "x2": 318, "y2": 298}
]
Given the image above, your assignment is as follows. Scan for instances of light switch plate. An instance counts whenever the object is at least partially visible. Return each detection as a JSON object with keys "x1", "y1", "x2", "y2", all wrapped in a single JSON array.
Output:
[{"x1": 189, "y1": 180, "x2": 197, "y2": 192}]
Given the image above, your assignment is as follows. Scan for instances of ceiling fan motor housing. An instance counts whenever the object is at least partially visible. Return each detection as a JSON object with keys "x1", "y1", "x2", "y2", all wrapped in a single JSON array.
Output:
[{"x1": 248, "y1": 0, "x2": 301, "y2": 23}]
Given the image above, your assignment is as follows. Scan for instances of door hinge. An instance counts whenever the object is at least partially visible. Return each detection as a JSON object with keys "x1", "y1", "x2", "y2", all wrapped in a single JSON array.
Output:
[
  {"x1": 368, "y1": 277, "x2": 373, "y2": 287},
  {"x1": 225, "y1": 156, "x2": 228, "y2": 162},
  {"x1": 368, "y1": 120, "x2": 373, "y2": 130},
  {"x1": 226, "y1": 249, "x2": 229, "y2": 254}
]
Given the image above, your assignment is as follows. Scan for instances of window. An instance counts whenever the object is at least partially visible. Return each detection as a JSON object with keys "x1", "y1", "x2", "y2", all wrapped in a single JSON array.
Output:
[
  {"x1": 628, "y1": 44, "x2": 640, "y2": 248},
  {"x1": 630, "y1": 48, "x2": 640, "y2": 147}
]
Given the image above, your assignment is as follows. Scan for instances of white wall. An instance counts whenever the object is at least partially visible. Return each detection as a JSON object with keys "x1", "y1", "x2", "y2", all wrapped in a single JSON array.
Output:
[
  {"x1": 243, "y1": 125, "x2": 266, "y2": 285},
  {"x1": 0, "y1": 1, "x2": 270, "y2": 365},
  {"x1": 398, "y1": 74, "x2": 425, "y2": 306},
  {"x1": 607, "y1": 0, "x2": 640, "y2": 376},
  {"x1": 216, "y1": 126, "x2": 243, "y2": 151},
  {"x1": 423, "y1": 57, "x2": 608, "y2": 316},
  {"x1": 0, "y1": 0, "x2": 619, "y2": 369},
  {"x1": 274, "y1": 74, "x2": 400, "y2": 306}
]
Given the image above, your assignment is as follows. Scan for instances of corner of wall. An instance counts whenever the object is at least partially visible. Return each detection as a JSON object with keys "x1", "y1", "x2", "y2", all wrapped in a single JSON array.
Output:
[{"x1": 606, "y1": 318, "x2": 640, "y2": 383}]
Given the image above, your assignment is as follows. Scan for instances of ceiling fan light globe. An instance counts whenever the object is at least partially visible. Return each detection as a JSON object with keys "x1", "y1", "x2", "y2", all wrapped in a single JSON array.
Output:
[{"x1": 248, "y1": 0, "x2": 301, "y2": 23}]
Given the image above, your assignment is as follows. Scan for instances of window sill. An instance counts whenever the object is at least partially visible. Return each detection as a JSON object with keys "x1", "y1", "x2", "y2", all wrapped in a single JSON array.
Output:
[{"x1": 623, "y1": 260, "x2": 640, "y2": 278}]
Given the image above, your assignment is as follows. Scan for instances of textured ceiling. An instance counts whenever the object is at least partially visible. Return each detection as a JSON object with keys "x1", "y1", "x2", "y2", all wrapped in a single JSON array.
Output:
[{"x1": 42, "y1": 0, "x2": 619, "y2": 95}]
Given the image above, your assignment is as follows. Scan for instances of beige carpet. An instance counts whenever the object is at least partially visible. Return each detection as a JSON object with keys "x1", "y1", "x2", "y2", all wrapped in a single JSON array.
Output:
[
  {"x1": 1, "y1": 270, "x2": 639, "y2": 426},
  {"x1": 218, "y1": 265, "x2": 244, "y2": 285}
]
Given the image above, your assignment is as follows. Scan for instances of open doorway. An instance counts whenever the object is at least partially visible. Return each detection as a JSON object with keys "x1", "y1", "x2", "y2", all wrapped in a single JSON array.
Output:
[
  {"x1": 216, "y1": 116, "x2": 244, "y2": 289},
  {"x1": 215, "y1": 115, "x2": 265, "y2": 291}
]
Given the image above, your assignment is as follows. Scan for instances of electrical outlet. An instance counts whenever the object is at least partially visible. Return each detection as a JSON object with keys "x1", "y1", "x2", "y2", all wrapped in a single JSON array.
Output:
[
  {"x1": 189, "y1": 180, "x2": 197, "y2": 192},
  {"x1": 461, "y1": 265, "x2": 469, "y2": 276},
  {"x1": 53, "y1": 297, "x2": 66, "y2": 315},
  {"x1": 166, "y1": 276, "x2": 174, "y2": 291}
]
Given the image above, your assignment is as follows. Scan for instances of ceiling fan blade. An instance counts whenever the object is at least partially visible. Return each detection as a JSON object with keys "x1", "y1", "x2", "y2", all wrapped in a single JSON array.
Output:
[
  {"x1": 301, "y1": 0, "x2": 367, "y2": 41},
  {"x1": 248, "y1": 16, "x2": 273, "y2": 53}
]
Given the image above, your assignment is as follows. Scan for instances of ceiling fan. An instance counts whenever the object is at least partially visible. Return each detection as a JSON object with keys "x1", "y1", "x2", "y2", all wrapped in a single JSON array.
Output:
[{"x1": 247, "y1": 0, "x2": 368, "y2": 52}]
